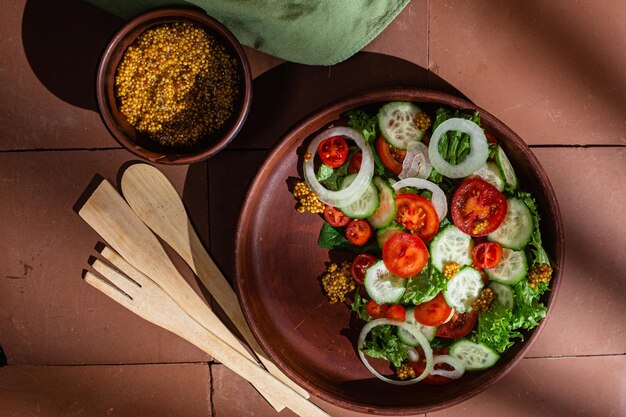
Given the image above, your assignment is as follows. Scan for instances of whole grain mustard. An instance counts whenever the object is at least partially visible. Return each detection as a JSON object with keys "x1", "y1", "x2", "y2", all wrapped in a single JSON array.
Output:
[{"x1": 115, "y1": 22, "x2": 240, "y2": 147}]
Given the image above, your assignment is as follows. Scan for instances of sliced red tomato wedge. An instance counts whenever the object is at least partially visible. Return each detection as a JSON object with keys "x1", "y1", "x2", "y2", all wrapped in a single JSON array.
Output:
[
  {"x1": 472, "y1": 241, "x2": 503, "y2": 269},
  {"x1": 346, "y1": 219, "x2": 372, "y2": 246},
  {"x1": 366, "y1": 299, "x2": 389, "y2": 319},
  {"x1": 413, "y1": 293, "x2": 452, "y2": 326},
  {"x1": 384, "y1": 304, "x2": 406, "y2": 321},
  {"x1": 375, "y1": 136, "x2": 406, "y2": 175},
  {"x1": 436, "y1": 310, "x2": 478, "y2": 338},
  {"x1": 395, "y1": 194, "x2": 440, "y2": 242},
  {"x1": 451, "y1": 177, "x2": 508, "y2": 237},
  {"x1": 317, "y1": 136, "x2": 348, "y2": 168},
  {"x1": 382, "y1": 232, "x2": 429, "y2": 278},
  {"x1": 348, "y1": 151, "x2": 362, "y2": 174},
  {"x1": 351, "y1": 254, "x2": 377, "y2": 285},
  {"x1": 323, "y1": 205, "x2": 350, "y2": 227}
]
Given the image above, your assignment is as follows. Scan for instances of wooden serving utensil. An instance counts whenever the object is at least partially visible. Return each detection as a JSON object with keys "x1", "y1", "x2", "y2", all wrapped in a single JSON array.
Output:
[
  {"x1": 78, "y1": 179, "x2": 285, "y2": 411},
  {"x1": 119, "y1": 163, "x2": 309, "y2": 400},
  {"x1": 85, "y1": 246, "x2": 329, "y2": 417}
]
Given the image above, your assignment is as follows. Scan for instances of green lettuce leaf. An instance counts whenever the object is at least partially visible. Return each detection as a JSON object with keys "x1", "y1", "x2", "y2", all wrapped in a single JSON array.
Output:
[
  {"x1": 432, "y1": 108, "x2": 481, "y2": 166},
  {"x1": 361, "y1": 324, "x2": 409, "y2": 368},
  {"x1": 516, "y1": 191, "x2": 551, "y2": 265},
  {"x1": 402, "y1": 265, "x2": 447, "y2": 305},
  {"x1": 351, "y1": 292, "x2": 370, "y2": 322},
  {"x1": 346, "y1": 109, "x2": 378, "y2": 144}
]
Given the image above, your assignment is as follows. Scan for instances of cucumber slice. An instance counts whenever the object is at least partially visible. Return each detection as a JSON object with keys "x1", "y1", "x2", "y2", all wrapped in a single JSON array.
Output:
[
  {"x1": 430, "y1": 225, "x2": 473, "y2": 272},
  {"x1": 450, "y1": 340, "x2": 500, "y2": 371},
  {"x1": 377, "y1": 102, "x2": 425, "y2": 149},
  {"x1": 485, "y1": 248, "x2": 528, "y2": 285},
  {"x1": 490, "y1": 281, "x2": 514, "y2": 309},
  {"x1": 496, "y1": 145, "x2": 518, "y2": 189},
  {"x1": 364, "y1": 260, "x2": 407, "y2": 305},
  {"x1": 443, "y1": 266, "x2": 484, "y2": 313},
  {"x1": 397, "y1": 307, "x2": 437, "y2": 345},
  {"x1": 376, "y1": 224, "x2": 403, "y2": 248},
  {"x1": 472, "y1": 161, "x2": 505, "y2": 191},
  {"x1": 367, "y1": 177, "x2": 396, "y2": 228},
  {"x1": 487, "y1": 198, "x2": 533, "y2": 250},
  {"x1": 338, "y1": 174, "x2": 379, "y2": 219}
]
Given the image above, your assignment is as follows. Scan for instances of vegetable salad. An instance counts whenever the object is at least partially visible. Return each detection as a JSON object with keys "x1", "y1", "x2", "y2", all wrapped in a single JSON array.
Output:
[{"x1": 292, "y1": 102, "x2": 553, "y2": 385}]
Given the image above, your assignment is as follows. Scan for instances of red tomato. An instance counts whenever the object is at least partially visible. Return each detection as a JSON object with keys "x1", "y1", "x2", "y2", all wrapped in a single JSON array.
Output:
[
  {"x1": 366, "y1": 299, "x2": 389, "y2": 319},
  {"x1": 346, "y1": 220, "x2": 372, "y2": 246},
  {"x1": 436, "y1": 311, "x2": 478, "y2": 338},
  {"x1": 375, "y1": 136, "x2": 406, "y2": 175},
  {"x1": 348, "y1": 151, "x2": 362, "y2": 174},
  {"x1": 323, "y1": 205, "x2": 350, "y2": 227},
  {"x1": 451, "y1": 178, "x2": 508, "y2": 237},
  {"x1": 317, "y1": 136, "x2": 348, "y2": 168},
  {"x1": 351, "y1": 254, "x2": 377, "y2": 285},
  {"x1": 395, "y1": 194, "x2": 440, "y2": 242},
  {"x1": 472, "y1": 242, "x2": 503, "y2": 269},
  {"x1": 382, "y1": 233, "x2": 429, "y2": 278},
  {"x1": 413, "y1": 293, "x2": 452, "y2": 326},
  {"x1": 384, "y1": 304, "x2": 406, "y2": 321}
]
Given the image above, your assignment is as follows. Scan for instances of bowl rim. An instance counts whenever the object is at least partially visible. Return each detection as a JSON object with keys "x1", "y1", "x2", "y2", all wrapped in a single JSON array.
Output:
[
  {"x1": 234, "y1": 87, "x2": 564, "y2": 414},
  {"x1": 95, "y1": 7, "x2": 252, "y2": 165}
]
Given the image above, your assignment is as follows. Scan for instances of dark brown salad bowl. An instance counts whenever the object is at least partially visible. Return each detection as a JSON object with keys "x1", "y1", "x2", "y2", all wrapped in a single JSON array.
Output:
[
  {"x1": 234, "y1": 88, "x2": 563, "y2": 415},
  {"x1": 96, "y1": 8, "x2": 252, "y2": 164}
]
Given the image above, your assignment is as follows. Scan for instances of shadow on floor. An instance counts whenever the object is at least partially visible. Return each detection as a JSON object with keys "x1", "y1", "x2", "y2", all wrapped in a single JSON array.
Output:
[{"x1": 21, "y1": 0, "x2": 124, "y2": 111}]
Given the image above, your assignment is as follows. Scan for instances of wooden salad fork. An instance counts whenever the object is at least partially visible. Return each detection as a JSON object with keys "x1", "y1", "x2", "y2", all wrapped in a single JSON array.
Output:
[
  {"x1": 78, "y1": 180, "x2": 288, "y2": 411},
  {"x1": 119, "y1": 163, "x2": 309, "y2": 400},
  {"x1": 84, "y1": 246, "x2": 329, "y2": 417}
]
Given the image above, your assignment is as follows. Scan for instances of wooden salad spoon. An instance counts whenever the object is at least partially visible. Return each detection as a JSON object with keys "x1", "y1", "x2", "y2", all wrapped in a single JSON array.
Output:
[
  {"x1": 120, "y1": 163, "x2": 309, "y2": 401},
  {"x1": 78, "y1": 179, "x2": 285, "y2": 411}
]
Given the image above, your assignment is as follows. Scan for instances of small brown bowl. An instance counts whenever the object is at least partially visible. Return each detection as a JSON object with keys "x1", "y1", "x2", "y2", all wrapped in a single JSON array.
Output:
[
  {"x1": 235, "y1": 88, "x2": 564, "y2": 414},
  {"x1": 96, "y1": 7, "x2": 252, "y2": 164}
]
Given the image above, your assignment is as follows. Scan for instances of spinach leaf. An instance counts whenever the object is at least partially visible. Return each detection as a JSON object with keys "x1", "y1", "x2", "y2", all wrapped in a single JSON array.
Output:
[
  {"x1": 361, "y1": 324, "x2": 409, "y2": 368},
  {"x1": 317, "y1": 222, "x2": 379, "y2": 253},
  {"x1": 402, "y1": 265, "x2": 447, "y2": 305},
  {"x1": 316, "y1": 164, "x2": 334, "y2": 182}
]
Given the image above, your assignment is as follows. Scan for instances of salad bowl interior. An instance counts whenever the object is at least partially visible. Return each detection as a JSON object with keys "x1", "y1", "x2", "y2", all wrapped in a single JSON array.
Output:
[{"x1": 234, "y1": 88, "x2": 563, "y2": 414}]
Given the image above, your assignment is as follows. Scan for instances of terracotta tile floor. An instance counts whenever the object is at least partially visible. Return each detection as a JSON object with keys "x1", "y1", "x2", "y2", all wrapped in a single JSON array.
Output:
[{"x1": 1, "y1": 0, "x2": 624, "y2": 416}]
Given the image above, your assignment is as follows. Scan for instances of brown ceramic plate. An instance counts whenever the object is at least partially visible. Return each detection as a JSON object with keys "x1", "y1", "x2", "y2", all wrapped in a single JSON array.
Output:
[{"x1": 234, "y1": 88, "x2": 563, "y2": 415}]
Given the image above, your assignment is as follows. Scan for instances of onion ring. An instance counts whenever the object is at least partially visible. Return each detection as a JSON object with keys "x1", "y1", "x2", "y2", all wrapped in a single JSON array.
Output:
[
  {"x1": 399, "y1": 141, "x2": 432, "y2": 180},
  {"x1": 303, "y1": 127, "x2": 374, "y2": 207},
  {"x1": 428, "y1": 118, "x2": 489, "y2": 178},
  {"x1": 357, "y1": 318, "x2": 433, "y2": 385},
  {"x1": 392, "y1": 178, "x2": 448, "y2": 220},
  {"x1": 429, "y1": 355, "x2": 465, "y2": 379}
]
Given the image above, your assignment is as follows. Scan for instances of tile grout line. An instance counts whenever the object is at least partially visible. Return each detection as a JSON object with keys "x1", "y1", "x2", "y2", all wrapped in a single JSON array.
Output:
[
  {"x1": 0, "y1": 144, "x2": 624, "y2": 155},
  {"x1": 208, "y1": 363, "x2": 216, "y2": 417},
  {"x1": 2, "y1": 361, "x2": 214, "y2": 367}
]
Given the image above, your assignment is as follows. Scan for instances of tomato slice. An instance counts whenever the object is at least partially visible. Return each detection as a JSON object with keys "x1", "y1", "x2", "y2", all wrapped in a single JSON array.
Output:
[
  {"x1": 317, "y1": 136, "x2": 348, "y2": 168},
  {"x1": 366, "y1": 299, "x2": 389, "y2": 319},
  {"x1": 472, "y1": 242, "x2": 503, "y2": 269},
  {"x1": 413, "y1": 293, "x2": 452, "y2": 326},
  {"x1": 451, "y1": 178, "x2": 508, "y2": 237},
  {"x1": 346, "y1": 219, "x2": 372, "y2": 246},
  {"x1": 348, "y1": 151, "x2": 362, "y2": 174},
  {"x1": 384, "y1": 304, "x2": 406, "y2": 321},
  {"x1": 395, "y1": 194, "x2": 440, "y2": 242},
  {"x1": 382, "y1": 232, "x2": 429, "y2": 278},
  {"x1": 375, "y1": 136, "x2": 406, "y2": 175},
  {"x1": 323, "y1": 205, "x2": 350, "y2": 227},
  {"x1": 351, "y1": 254, "x2": 377, "y2": 285},
  {"x1": 435, "y1": 310, "x2": 478, "y2": 338}
]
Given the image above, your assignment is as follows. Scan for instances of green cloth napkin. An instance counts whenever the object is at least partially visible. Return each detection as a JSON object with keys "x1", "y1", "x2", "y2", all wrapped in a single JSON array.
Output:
[{"x1": 86, "y1": 0, "x2": 410, "y2": 65}]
